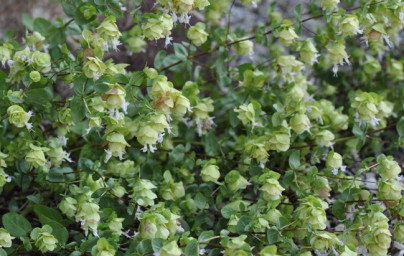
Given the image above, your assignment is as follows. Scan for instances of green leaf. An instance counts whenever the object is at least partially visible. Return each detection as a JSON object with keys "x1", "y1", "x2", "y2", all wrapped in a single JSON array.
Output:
[
  {"x1": 288, "y1": 150, "x2": 300, "y2": 169},
  {"x1": 185, "y1": 239, "x2": 198, "y2": 256},
  {"x1": 198, "y1": 231, "x2": 214, "y2": 242},
  {"x1": 352, "y1": 123, "x2": 366, "y2": 149},
  {"x1": 396, "y1": 116, "x2": 404, "y2": 137},
  {"x1": 294, "y1": 4, "x2": 302, "y2": 35},
  {"x1": 47, "y1": 167, "x2": 73, "y2": 183},
  {"x1": 236, "y1": 216, "x2": 252, "y2": 234},
  {"x1": 33, "y1": 18, "x2": 51, "y2": 35},
  {"x1": 0, "y1": 248, "x2": 6, "y2": 256},
  {"x1": 173, "y1": 43, "x2": 188, "y2": 60},
  {"x1": 203, "y1": 133, "x2": 219, "y2": 156},
  {"x1": 2, "y1": 213, "x2": 32, "y2": 237},
  {"x1": 20, "y1": 235, "x2": 32, "y2": 251},
  {"x1": 22, "y1": 14, "x2": 34, "y2": 31},
  {"x1": 33, "y1": 205, "x2": 68, "y2": 244},
  {"x1": 151, "y1": 238, "x2": 163, "y2": 252},
  {"x1": 332, "y1": 199, "x2": 345, "y2": 219},
  {"x1": 34, "y1": 205, "x2": 63, "y2": 223},
  {"x1": 267, "y1": 227, "x2": 280, "y2": 244},
  {"x1": 221, "y1": 205, "x2": 236, "y2": 219},
  {"x1": 194, "y1": 193, "x2": 207, "y2": 209},
  {"x1": 71, "y1": 96, "x2": 86, "y2": 122}
]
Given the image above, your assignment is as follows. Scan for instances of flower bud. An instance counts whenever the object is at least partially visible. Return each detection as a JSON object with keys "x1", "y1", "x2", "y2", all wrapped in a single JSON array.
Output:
[
  {"x1": 187, "y1": 22, "x2": 209, "y2": 46},
  {"x1": 265, "y1": 121, "x2": 291, "y2": 152},
  {"x1": 340, "y1": 246, "x2": 357, "y2": 256},
  {"x1": 29, "y1": 71, "x2": 41, "y2": 82},
  {"x1": 351, "y1": 91, "x2": 380, "y2": 123},
  {"x1": 363, "y1": 57, "x2": 381, "y2": 77},
  {"x1": 377, "y1": 179, "x2": 402, "y2": 206},
  {"x1": 296, "y1": 195, "x2": 328, "y2": 230},
  {"x1": 97, "y1": 16, "x2": 122, "y2": 46},
  {"x1": 31, "y1": 51, "x2": 51, "y2": 72},
  {"x1": 0, "y1": 44, "x2": 12, "y2": 67},
  {"x1": 195, "y1": 0, "x2": 210, "y2": 9},
  {"x1": 83, "y1": 57, "x2": 106, "y2": 79},
  {"x1": 142, "y1": 13, "x2": 173, "y2": 40},
  {"x1": 89, "y1": 97, "x2": 107, "y2": 113},
  {"x1": 326, "y1": 151, "x2": 343, "y2": 169},
  {"x1": 160, "y1": 241, "x2": 182, "y2": 256},
  {"x1": 278, "y1": 26, "x2": 298, "y2": 46},
  {"x1": 376, "y1": 155, "x2": 401, "y2": 180},
  {"x1": 310, "y1": 232, "x2": 339, "y2": 252},
  {"x1": 7, "y1": 105, "x2": 31, "y2": 128},
  {"x1": 26, "y1": 144, "x2": 49, "y2": 168},
  {"x1": 320, "y1": 0, "x2": 339, "y2": 9},
  {"x1": 30, "y1": 225, "x2": 58, "y2": 253},
  {"x1": 79, "y1": 4, "x2": 97, "y2": 20},
  {"x1": 314, "y1": 130, "x2": 335, "y2": 147},
  {"x1": 0, "y1": 228, "x2": 14, "y2": 248},
  {"x1": 290, "y1": 113, "x2": 311, "y2": 134},
  {"x1": 58, "y1": 197, "x2": 77, "y2": 218},
  {"x1": 106, "y1": 133, "x2": 130, "y2": 158},
  {"x1": 75, "y1": 202, "x2": 100, "y2": 235},
  {"x1": 130, "y1": 179, "x2": 158, "y2": 206},
  {"x1": 387, "y1": 59, "x2": 404, "y2": 81},
  {"x1": 58, "y1": 107, "x2": 74, "y2": 126},
  {"x1": 395, "y1": 222, "x2": 404, "y2": 243},
  {"x1": 103, "y1": 84, "x2": 127, "y2": 110},
  {"x1": 300, "y1": 40, "x2": 319, "y2": 65},
  {"x1": 109, "y1": 217, "x2": 124, "y2": 236},
  {"x1": 260, "y1": 178, "x2": 285, "y2": 201},
  {"x1": 234, "y1": 39, "x2": 253, "y2": 55},
  {"x1": 200, "y1": 164, "x2": 220, "y2": 182},
  {"x1": 225, "y1": 170, "x2": 248, "y2": 191},
  {"x1": 93, "y1": 238, "x2": 116, "y2": 256},
  {"x1": 339, "y1": 15, "x2": 361, "y2": 36},
  {"x1": 234, "y1": 103, "x2": 256, "y2": 126},
  {"x1": 242, "y1": 70, "x2": 265, "y2": 89},
  {"x1": 144, "y1": 67, "x2": 158, "y2": 79},
  {"x1": 327, "y1": 41, "x2": 348, "y2": 65}
]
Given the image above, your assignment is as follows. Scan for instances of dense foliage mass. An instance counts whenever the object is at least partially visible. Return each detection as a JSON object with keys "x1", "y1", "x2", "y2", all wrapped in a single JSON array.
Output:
[{"x1": 1, "y1": 0, "x2": 404, "y2": 255}]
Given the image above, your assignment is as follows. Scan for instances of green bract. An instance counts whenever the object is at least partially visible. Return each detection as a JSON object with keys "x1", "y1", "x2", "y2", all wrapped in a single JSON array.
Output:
[{"x1": 1, "y1": 0, "x2": 404, "y2": 255}]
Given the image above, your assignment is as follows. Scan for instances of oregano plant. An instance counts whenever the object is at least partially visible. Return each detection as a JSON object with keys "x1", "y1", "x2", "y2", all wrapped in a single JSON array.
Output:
[{"x1": 1, "y1": 0, "x2": 404, "y2": 255}]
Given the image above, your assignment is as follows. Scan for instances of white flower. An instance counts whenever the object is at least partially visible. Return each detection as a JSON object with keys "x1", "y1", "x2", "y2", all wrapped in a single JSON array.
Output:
[
  {"x1": 176, "y1": 225, "x2": 184, "y2": 233},
  {"x1": 166, "y1": 125, "x2": 173, "y2": 134},
  {"x1": 157, "y1": 133, "x2": 165, "y2": 144},
  {"x1": 86, "y1": 127, "x2": 92, "y2": 134},
  {"x1": 383, "y1": 35, "x2": 393, "y2": 48},
  {"x1": 25, "y1": 122, "x2": 33, "y2": 131},
  {"x1": 7, "y1": 59, "x2": 14, "y2": 67},
  {"x1": 199, "y1": 249, "x2": 207, "y2": 255},
  {"x1": 122, "y1": 101, "x2": 130, "y2": 114},
  {"x1": 64, "y1": 152, "x2": 74, "y2": 163},
  {"x1": 340, "y1": 165, "x2": 347, "y2": 172},
  {"x1": 104, "y1": 149, "x2": 113, "y2": 163},
  {"x1": 58, "y1": 135, "x2": 68, "y2": 147},
  {"x1": 93, "y1": 72, "x2": 101, "y2": 80},
  {"x1": 153, "y1": 252, "x2": 160, "y2": 256},
  {"x1": 332, "y1": 64, "x2": 339, "y2": 77},
  {"x1": 166, "y1": 114, "x2": 173, "y2": 122},
  {"x1": 370, "y1": 117, "x2": 381, "y2": 128},
  {"x1": 4, "y1": 173, "x2": 12, "y2": 182},
  {"x1": 111, "y1": 39, "x2": 122, "y2": 51},
  {"x1": 331, "y1": 168, "x2": 339, "y2": 175},
  {"x1": 178, "y1": 13, "x2": 191, "y2": 25},
  {"x1": 118, "y1": 151, "x2": 125, "y2": 160},
  {"x1": 165, "y1": 35, "x2": 173, "y2": 48}
]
